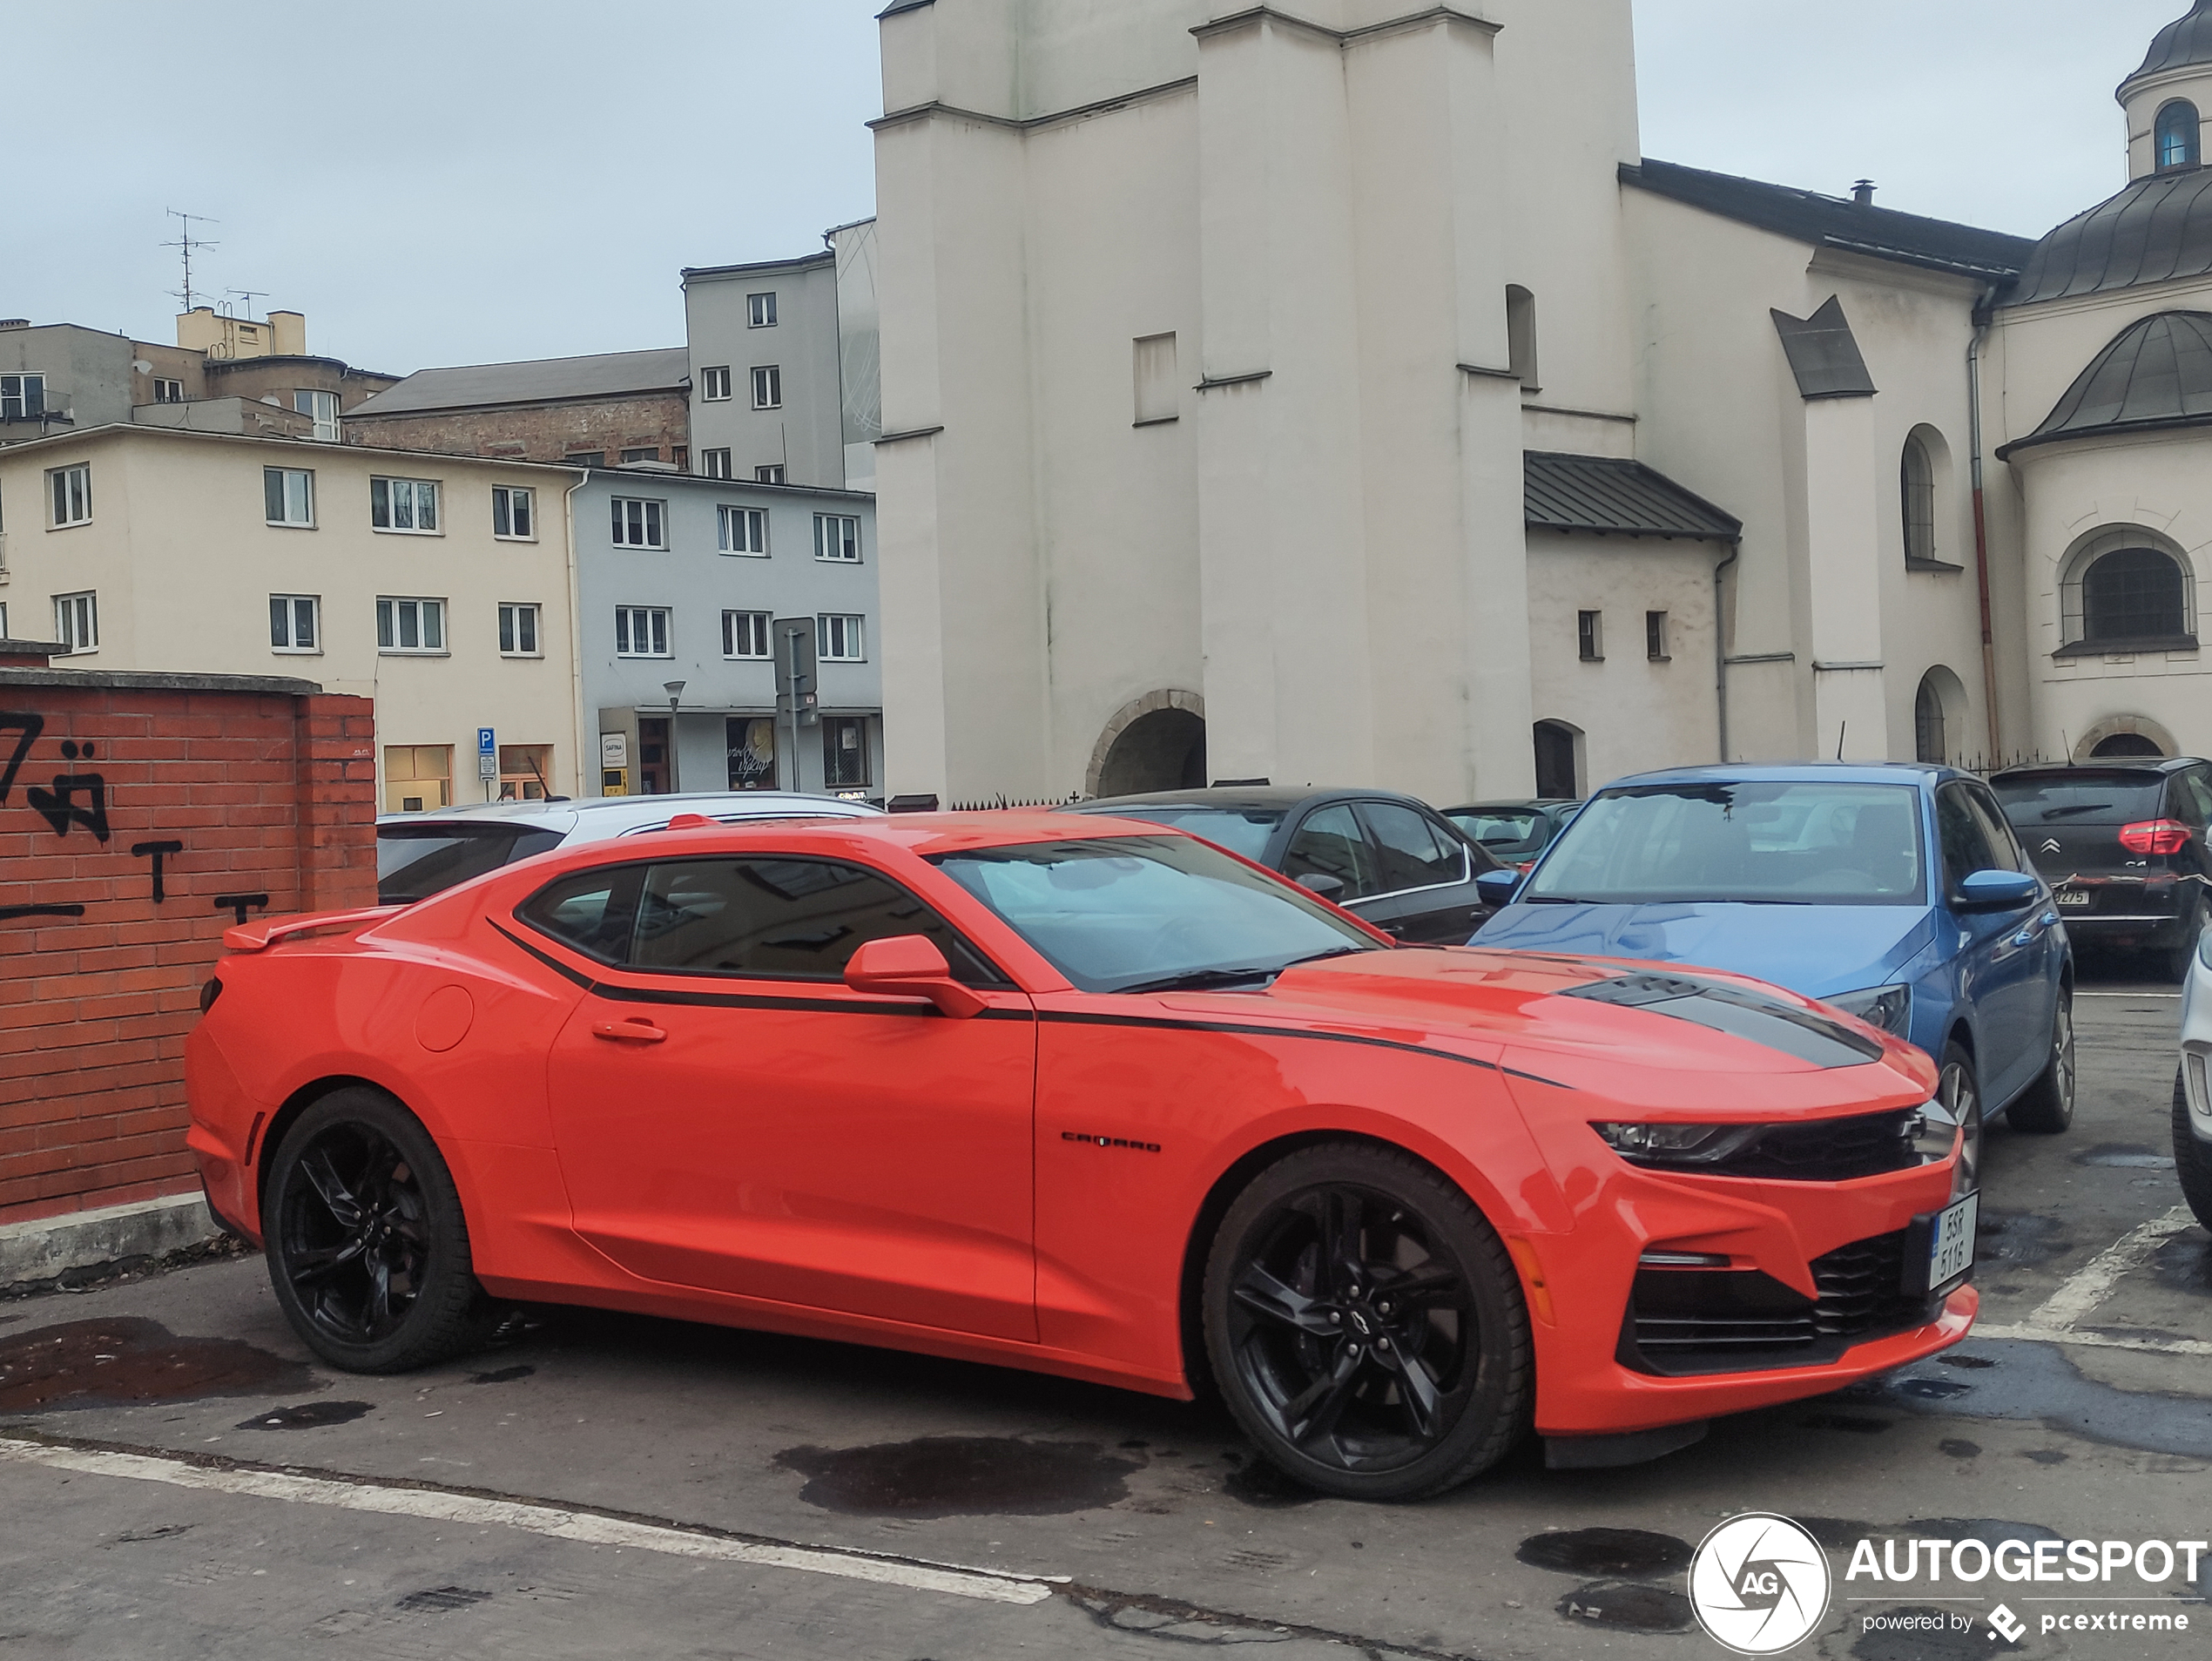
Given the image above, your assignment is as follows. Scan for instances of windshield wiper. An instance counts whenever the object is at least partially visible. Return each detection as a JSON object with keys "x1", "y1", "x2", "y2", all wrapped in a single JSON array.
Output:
[
  {"x1": 2036, "y1": 803, "x2": 2112, "y2": 820},
  {"x1": 1117, "y1": 966, "x2": 1288, "y2": 994}
]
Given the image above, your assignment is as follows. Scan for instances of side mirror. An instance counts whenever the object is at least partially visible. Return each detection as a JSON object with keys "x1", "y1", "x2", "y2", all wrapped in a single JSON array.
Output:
[
  {"x1": 1295, "y1": 872, "x2": 1346, "y2": 900},
  {"x1": 843, "y1": 935, "x2": 988, "y2": 1018},
  {"x1": 1956, "y1": 868, "x2": 2040, "y2": 912},
  {"x1": 1475, "y1": 869, "x2": 1522, "y2": 908}
]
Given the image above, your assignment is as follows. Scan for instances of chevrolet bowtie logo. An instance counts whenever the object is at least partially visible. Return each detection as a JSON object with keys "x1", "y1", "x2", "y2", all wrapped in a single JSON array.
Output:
[{"x1": 2041, "y1": 839, "x2": 2062, "y2": 854}]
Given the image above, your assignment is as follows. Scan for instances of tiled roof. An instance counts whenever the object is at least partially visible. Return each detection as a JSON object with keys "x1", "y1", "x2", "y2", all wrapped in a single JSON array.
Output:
[{"x1": 1525, "y1": 452, "x2": 1741, "y2": 543}]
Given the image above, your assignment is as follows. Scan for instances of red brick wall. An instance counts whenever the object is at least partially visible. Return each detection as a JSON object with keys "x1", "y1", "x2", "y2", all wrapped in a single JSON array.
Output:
[
  {"x1": 0, "y1": 677, "x2": 377, "y2": 1225},
  {"x1": 344, "y1": 391, "x2": 691, "y2": 466}
]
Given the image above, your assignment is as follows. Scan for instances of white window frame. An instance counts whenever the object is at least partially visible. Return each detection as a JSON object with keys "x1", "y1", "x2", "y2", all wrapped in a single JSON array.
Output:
[
  {"x1": 498, "y1": 602, "x2": 542, "y2": 658},
  {"x1": 610, "y1": 496, "x2": 668, "y2": 550},
  {"x1": 292, "y1": 388, "x2": 341, "y2": 442},
  {"x1": 376, "y1": 596, "x2": 448, "y2": 655},
  {"x1": 53, "y1": 591, "x2": 98, "y2": 654},
  {"x1": 818, "y1": 613, "x2": 866, "y2": 663},
  {"x1": 270, "y1": 594, "x2": 320, "y2": 654},
  {"x1": 616, "y1": 605, "x2": 672, "y2": 658},
  {"x1": 48, "y1": 464, "x2": 91, "y2": 528},
  {"x1": 492, "y1": 485, "x2": 536, "y2": 541},
  {"x1": 748, "y1": 293, "x2": 778, "y2": 328},
  {"x1": 813, "y1": 513, "x2": 861, "y2": 564},
  {"x1": 1577, "y1": 609, "x2": 1603, "y2": 663},
  {"x1": 723, "y1": 609, "x2": 772, "y2": 660},
  {"x1": 755, "y1": 464, "x2": 786, "y2": 485},
  {"x1": 751, "y1": 365, "x2": 782, "y2": 410},
  {"x1": 264, "y1": 466, "x2": 315, "y2": 528},
  {"x1": 700, "y1": 365, "x2": 732, "y2": 402},
  {"x1": 718, "y1": 504, "x2": 768, "y2": 557},
  {"x1": 152, "y1": 376, "x2": 185, "y2": 404},
  {"x1": 2, "y1": 374, "x2": 44, "y2": 420},
  {"x1": 370, "y1": 476, "x2": 441, "y2": 535},
  {"x1": 702, "y1": 448, "x2": 733, "y2": 480}
]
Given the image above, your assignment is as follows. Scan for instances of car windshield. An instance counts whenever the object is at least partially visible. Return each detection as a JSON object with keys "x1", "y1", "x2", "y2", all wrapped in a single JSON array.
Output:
[
  {"x1": 932, "y1": 834, "x2": 1381, "y2": 993},
  {"x1": 378, "y1": 825, "x2": 563, "y2": 903},
  {"x1": 1086, "y1": 806, "x2": 1284, "y2": 862},
  {"x1": 1988, "y1": 772, "x2": 2166, "y2": 826},
  {"x1": 1524, "y1": 780, "x2": 1926, "y2": 907},
  {"x1": 1451, "y1": 810, "x2": 1541, "y2": 846}
]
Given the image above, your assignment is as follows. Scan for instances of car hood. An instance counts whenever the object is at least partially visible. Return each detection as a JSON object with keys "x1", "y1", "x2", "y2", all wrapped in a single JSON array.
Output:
[{"x1": 1471, "y1": 901, "x2": 1937, "y2": 1003}]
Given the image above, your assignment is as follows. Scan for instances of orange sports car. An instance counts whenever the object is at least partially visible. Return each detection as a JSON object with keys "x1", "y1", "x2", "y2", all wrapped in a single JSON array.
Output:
[{"x1": 185, "y1": 814, "x2": 1978, "y2": 1501}]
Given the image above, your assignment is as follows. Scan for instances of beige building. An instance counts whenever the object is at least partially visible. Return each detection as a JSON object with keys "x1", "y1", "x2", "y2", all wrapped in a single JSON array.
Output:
[{"x1": 0, "y1": 426, "x2": 583, "y2": 811}]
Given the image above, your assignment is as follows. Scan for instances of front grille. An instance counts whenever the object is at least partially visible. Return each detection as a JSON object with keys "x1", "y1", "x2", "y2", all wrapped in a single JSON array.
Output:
[
  {"x1": 1694, "y1": 1110, "x2": 1921, "y2": 1183},
  {"x1": 1620, "y1": 1226, "x2": 1933, "y2": 1376}
]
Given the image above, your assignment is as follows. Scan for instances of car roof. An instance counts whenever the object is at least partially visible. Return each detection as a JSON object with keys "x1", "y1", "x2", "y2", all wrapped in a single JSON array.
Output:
[
  {"x1": 1066, "y1": 787, "x2": 1433, "y2": 814},
  {"x1": 1593, "y1": 762, "x2": 1957, "y2": 790},
  {"x1": 1993, "y1": 757, "x2": 2204, "y2": 778},
  {"x1": 1444, "y1": 800, "x2": 1580, "y2": 813},
  {"x1": 487, "y1": 811, "x2": 1198, "y2": 867},
  {"x1": 377, "y1": 792, "x2": 880, "y2": 836}
]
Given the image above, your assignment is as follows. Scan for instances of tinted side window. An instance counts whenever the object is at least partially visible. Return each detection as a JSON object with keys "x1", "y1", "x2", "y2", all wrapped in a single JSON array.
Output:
[
  {"x1": 1360, "y1": 802, "x2": 1467, "y2": 892},
  {"x1": 1935, "y1": 784, "x2": 2000, "y2": 892},
  {"x1": 1282, "y1": 805, "x2": 1379, "y2": 899},
  {"x1": 517, "y1": 863, "x2": 646, "y2": 962},
  {"x1": 628, "y1": 857, "x2": 1000, "y2": 983},
  {"x1": 2173, "y1": 769, "x2": 2212, "y2": 826},
  {"x1": 1963, "y1": 785, "x2": 2026, "y2": 873}
]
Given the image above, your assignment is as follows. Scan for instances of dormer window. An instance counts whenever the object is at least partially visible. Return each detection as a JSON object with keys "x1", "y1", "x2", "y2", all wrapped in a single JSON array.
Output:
[{"x1": 2158, "y1": 99, "x2": 2201, "y2": 170}]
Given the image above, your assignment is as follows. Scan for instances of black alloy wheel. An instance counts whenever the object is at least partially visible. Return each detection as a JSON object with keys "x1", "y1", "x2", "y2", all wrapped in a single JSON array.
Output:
[
  {"x1": 264, "y1": 1087, "x2": 492, "y2": 1373},
  {"x1": 2175, "y1": 1066, "x2": 2212, "y2": 1232},
  {"x1": 1937, "y1": 1042, "x2": 1986, "y2": 1192},
  {"x1": 1204, "y1": 1143, "x2": 1531, "y2": 1502},
  {"x1": 2007, "y1": 987, "x2": 2075, "y2": 1135}
]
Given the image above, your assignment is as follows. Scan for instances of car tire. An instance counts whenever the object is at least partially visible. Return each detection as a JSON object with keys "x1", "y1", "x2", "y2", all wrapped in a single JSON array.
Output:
[
  {"x1": 2175, "y1": 1067, "x2": 2212, "y2": 1232},
  {"x1": 2007, "y1": 987, "x2": 2076, "y2": 1135},
  {"x1": 1936, "y1": 1043, "x2": 1986, "y2": 1190},
  {"x1": 1202, "y1": 1142, "x2": 1533, "y2": 1502},
  {"x1": 262, "y1": 1086, "x2": 495, "y2": 1374}
]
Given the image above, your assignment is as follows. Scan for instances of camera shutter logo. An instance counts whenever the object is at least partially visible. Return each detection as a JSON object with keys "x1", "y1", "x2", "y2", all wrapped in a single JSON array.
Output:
[{"x1": 1689, "y1": 1514, "x2": 1831, "y2": 1655}]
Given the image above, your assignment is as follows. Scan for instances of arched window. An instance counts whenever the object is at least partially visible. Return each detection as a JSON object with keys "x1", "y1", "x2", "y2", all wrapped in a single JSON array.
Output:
[
  {"x1": 1506, "y1": 286, "x2": 1540, "y2": 391},
  {"x1": 1914, "y1": 678, "x2": 1946, "y2": 764},
  {"x1": 2092, "y1": 732, "x2": 2167, "y2": 758},
  {"x1": 1533, "y1": 719, "x2": 1581, "y2": 800},
  {"x1": 1901, "y1": 435, "x2": 1936, "y2": 563},
  {"x1": 2084, "y1": 546, "x2": 2188, "y2": 643},
  {"x1": 2158, "y1": 100, "x2": 2202, "y2": 172}
]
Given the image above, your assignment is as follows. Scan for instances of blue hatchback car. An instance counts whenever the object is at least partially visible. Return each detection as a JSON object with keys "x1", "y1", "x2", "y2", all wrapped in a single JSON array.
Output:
[{"x1": 1473, "y1": 765, "x2": 2076, "y2": 1152}]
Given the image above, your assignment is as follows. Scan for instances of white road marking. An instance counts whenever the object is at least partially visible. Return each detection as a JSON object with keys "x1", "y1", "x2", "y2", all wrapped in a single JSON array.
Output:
[
  {"x1": 2074, "y1": 990, "x2": 2181, "y2": 999},
  {"x1": 0, "y1": 1437, "x2": 1058, "y2": 1606},
  {"x1": 1969, "y1": 1323, "x2": 2212, "y2": 1358},
  {"x1": 2023, "y1": 1206, "x2": 2196, "y2": 1333}
]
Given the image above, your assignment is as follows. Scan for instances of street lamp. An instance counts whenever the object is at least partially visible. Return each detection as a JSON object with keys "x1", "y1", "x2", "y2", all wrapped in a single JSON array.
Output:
[{"x1": 663, "y1": 679, "x2": 686, "y2": 713}]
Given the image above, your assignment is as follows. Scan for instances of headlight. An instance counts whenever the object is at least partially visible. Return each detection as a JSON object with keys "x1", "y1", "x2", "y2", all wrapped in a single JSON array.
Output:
[
  {"x1": 1904, "y1": 1099, "x2": 1960, "y2": 1162},
  {"x1": 1590, "y1": 1123, "x2": 1761, "y2": 1165},
  {"x1": 1827, "y1": 983, "x2": 1911, "y2": 1036}
]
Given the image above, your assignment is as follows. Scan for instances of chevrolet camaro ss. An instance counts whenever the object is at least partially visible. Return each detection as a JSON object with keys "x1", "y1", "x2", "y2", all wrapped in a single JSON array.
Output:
[{"x1": 185, "y1": 814, "x2": 1979, "y2": 1501}]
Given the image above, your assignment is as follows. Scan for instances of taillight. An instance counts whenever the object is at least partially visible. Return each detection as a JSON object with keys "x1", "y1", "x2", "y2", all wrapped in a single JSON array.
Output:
[{"x1": 2119, "y1": 819, "x2": 2192, "y2": 855}]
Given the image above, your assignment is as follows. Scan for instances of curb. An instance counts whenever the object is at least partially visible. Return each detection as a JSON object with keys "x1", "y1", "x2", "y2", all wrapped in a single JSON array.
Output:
[{"x1": 0, "y1": 1193, "x2": 220, "y2": 1294}]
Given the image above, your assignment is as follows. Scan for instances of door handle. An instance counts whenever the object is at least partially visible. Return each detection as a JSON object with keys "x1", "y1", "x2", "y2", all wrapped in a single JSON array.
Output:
[{"x1": 592, "y1": 1019, "x2": 667, "y2": 1043}]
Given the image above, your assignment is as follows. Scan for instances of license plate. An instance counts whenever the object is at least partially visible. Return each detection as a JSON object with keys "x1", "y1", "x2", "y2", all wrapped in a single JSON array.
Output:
[
  {"x1": 2055, "y1": 889, "x2": 2092, "y2": 908},
  {"x1": 1924, "y1": 1191, "x2": 1978, "y2": 1293}
]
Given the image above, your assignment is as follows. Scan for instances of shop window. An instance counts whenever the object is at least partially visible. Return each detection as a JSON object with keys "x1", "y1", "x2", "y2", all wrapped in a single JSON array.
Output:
[
  {"x1": 823, "y1": 717, "x2": 869, "y2": 788},
  {"x1": 498, "y1": 743, "x2": 555, "y2": 801}
]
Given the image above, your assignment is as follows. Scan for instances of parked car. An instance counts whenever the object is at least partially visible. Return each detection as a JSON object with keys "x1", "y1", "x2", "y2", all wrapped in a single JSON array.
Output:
[
  {"x1": 376, "y1": 793, "x2": 881, "y2": 905},
  {"x1": 1062, "y1": 787, "x2": 1506, "y2": 942},
  {"x1": 1474, "y1": 765, "x2": 2075, "y2": 1156},
  {"x1": 2174, "y1": 931, "x2": 2212, "y2": 1230},
  {"x1": 1445, "y1": 799, "x2": 1581, "y2": 869},
  {"x1": 191, "y1": 813, "x2": 1976, "y2": 1502},
  {"x1": 1988, "y1": 757, "x2": 2212, "y2": 981}
]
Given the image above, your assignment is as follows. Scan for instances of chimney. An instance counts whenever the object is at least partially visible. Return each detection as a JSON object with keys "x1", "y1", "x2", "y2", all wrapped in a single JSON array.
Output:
[{"x1": 1852, "y1": 179, "x2": 1877, "y2": 206}]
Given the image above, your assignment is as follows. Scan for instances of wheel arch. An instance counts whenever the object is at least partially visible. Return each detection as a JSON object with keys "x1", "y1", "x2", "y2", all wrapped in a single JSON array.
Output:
[{"x1": 253, "y1": 1076, "x2": 445, "y2": 1231}]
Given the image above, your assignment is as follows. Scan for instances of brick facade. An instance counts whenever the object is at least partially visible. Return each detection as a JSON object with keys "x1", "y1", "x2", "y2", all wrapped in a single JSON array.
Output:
[
  {"x1": 344, "y1": 391, "x2": 692, "y2": 467},
  {"x1": 0, "y1": 665, "x2": 377, "y2": 1225}
]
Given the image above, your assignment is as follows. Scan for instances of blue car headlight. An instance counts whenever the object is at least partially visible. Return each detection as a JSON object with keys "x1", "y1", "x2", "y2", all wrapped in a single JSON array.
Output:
[{"x1": 1827, "y1": 983, "x2": 1911, "y2": 1036}]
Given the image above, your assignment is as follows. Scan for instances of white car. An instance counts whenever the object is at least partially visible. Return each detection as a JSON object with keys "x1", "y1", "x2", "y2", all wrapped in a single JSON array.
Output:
[
  {"x1": 377, "y1": 793, "x2": 883, "y2": 904},
  {"x1": 2175, "y1": 934, "x2": 2212, "y2": 1229}
]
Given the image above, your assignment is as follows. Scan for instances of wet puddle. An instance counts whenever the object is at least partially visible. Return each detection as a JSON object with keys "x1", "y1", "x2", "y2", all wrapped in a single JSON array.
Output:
[
  {"x1": 2153, "y1": 1232, "x2": 2212, "y2": 1293},
  {"x1": 1222, "y1": 1453, "x2": 1319, "y2": 1509},
  {"x1": 1895, "y1": 1376, "x2": 1973, "y2": 1400},
  {"x1": 1555, "y1": 1580, "x2": 1694, "y2": 1632},
  {"x1": 2075, "y1": 1143, "x2": 2177, "y2": 1170},
  {"x1": 1938, "y1": 1438, "x2": 1981, "y2": 1458},
  {"x1": 776, "y1": 1435, "x2": 1137, "y2": 1517},
  {"x1": 469, "y1": 1365, "x2": 536, "y2": 1385},
  {"x1": 1974, "y1": 1211, "x2": 2075, "y2": 1268},
  {"x1": 237, "y1": 1401, "x2": 374, "y2": 1430},
  {"x1": 1517, "y1": 1527, "x2": 1689, "y2": 1577},
  {"x1": 0, "y1": 1318, "x2": 310, "y2": 1413}
]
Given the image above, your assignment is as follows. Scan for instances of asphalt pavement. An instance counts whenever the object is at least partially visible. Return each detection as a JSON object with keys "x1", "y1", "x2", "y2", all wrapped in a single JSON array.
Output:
[{"x1": 3, "y1": 957, "x2": 2208, "y2": 1661}]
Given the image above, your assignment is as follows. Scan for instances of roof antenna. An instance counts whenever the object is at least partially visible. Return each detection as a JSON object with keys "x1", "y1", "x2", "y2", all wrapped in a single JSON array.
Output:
[
  {"x1": 226, "y1": 288, "x2": 266, "y2": 323},
  {"x1": 1836, "y1": 722, "x2": 1847, "y2": 760},
  {"x1": 163, "y1": 209, "x2": 220, "y2": 312}
]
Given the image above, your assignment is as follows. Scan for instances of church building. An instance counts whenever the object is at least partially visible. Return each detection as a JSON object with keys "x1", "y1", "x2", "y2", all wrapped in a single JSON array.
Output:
[{"x1": 867, "y1": 0, "x2": 2212, "y2": 803}]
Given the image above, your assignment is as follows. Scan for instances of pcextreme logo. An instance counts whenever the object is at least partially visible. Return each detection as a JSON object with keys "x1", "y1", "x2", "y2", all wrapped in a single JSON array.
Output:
[{"x1": 1689, "y1": 1514, "x2": 1831, "y2": 1655}]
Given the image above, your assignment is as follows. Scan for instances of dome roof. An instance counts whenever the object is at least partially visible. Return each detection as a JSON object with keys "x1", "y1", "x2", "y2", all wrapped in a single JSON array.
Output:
[
  {"x1": 2009, "y1": 168, "x2": 2212, "y2": 305},
  {"x1": 2000, "y1": 311, "x2": 2212, "y2": 458},
  {"x1": 2128, "y1": 0, "x2": 2212, "y2": 88}
]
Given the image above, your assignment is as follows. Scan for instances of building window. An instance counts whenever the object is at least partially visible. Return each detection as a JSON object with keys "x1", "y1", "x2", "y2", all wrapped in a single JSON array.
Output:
[
  {"x1": 755, "y1": 464, "x2": 786, "y2": 484},
  {"x1": 718, "y1": 504, "x2": 767, "y2": 556},
  {"x1": 2084, "y1": 546, "x2": 2189, "y2": 644},
  {"x1": 1133, "y1": 333, "x2": 1177, "y2": 425},
  {"x1": 701, "y1": 365, "x2": 733, "y2": 402},
  {"x1": 620, "y1": 446, "x2": 659, "y2": 463},
  {"x1": 610, "y1": 496, "x2": 667, "y2": 550},
  {"x1": 264, "y1": 467, "x2": 314, "y2": 527},
  {"x1": 0, "y1": 604, "x2": 8, "y2": 638},
  {"x1": 723, "y1": 609, "x2": 771, "y2": 659},
  {"x1": 2, "y1": 374, "x2": 45, "y2": 419},
  {"x1": 370, "y1": 476, "x2": 440, "y2": 533},
  {"x1": 499, "y1": 602, "x2": 541, "y2": 657},
  {"x1": 53, "y1": 591, "x2": 97, "y2": 654},
  {"x1": 702, "y1": 448, "x2": 733, "y2": 480},
  {"x1": 814, "y1": 514, "x2": 861, "y2": 563},
  {"x1": 492, "y1": 485, "x2": 535, "y2": 539},
  {"x1": 1915, "y1": 675, "x2": 1946, "y2": 765},
  {"x1": 2158, "y1": 99, "x2": 2202, "y2": 172},
  {"x1": 384, "y1": 744, "x2": 453, "y2": 814},
  {"x1": 376, "y1": 597, "x2": 447, "y2": 653},
  {"x1": 1645, "y1": 611, "x2": 1669, "y2": 660},
  {"x1": 752, "y1": 366, "x2": 782, "y2": 409},
  {"x1": 1507, "y1": 285, "x2": 1540, "y2": 390},
  {"x1": 498, "y1": 743, "x2": 555, "y2": 802},
  {"x1": 1902, "y1": 434, "x2": 1937, "y2": 562},
  {"x1": 48, "y1": 464, "x2": 91, "y2": 527},
  {"x1": 823, "y1": 717, "x2": 868, "y2": 788},
  {"x1": 269, "y1": 595, "x2": 320, "y2": 652},
  {"x1": 152, "y1": 377, "x2": 185, "y2": 404},
  {"x1": 566, "y1": 451, "x2": 605, "y2": 469},
  {"x1": 818, "y1": 613, "x2": 866, "y2": 662},
  {"x1": 292, "y1": 388, "x2": 341, "y2": 442},
  {"x1": 749, "y1": 292, "x2": 778, "y2": 328},
  {"x1": 1534, "y1": 719, "x2": 1581, "y2": 800},
  {"x1": 616, "y1": 606, "x2": 671, "y2": 658},
  {"x1": 1576, "y1": 610, "x2": 1602, "y2": 662}
]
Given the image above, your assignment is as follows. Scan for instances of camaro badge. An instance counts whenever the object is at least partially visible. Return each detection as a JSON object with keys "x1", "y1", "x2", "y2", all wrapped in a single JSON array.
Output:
[{"x1": 1062, "y1": 1131, "x2": 1162, "y2": 1153}]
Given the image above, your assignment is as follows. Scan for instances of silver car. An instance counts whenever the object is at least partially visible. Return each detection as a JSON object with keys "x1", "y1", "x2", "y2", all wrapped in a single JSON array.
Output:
[{"x1": 376, "y1": 793, "x2": 883, "y2": 904}]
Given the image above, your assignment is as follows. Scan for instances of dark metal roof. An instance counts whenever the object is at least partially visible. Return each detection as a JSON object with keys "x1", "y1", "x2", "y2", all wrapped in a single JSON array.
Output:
[
  {"x1": 2128, "y1": 0, "x2": 2212, "y2": 87},
  {"x1": 1621, "y1": 159, "x2": 2034, "y2": 280},
  {"x1": 1998, "y1": 311, "x2": 2212, "y2": 458},
  {"x1": 345, "y1": 348, "x2": 690, "y2": 418},
  {"x1": 1770, "y1": 297, "x2": 1878, "y2": 400},
  {"x1": 1523, "y1": 452, "x2": 1742, "y2": 544},
  {"x1": 2008, "y1": 168, "x2": 2212, "y2": 306}
]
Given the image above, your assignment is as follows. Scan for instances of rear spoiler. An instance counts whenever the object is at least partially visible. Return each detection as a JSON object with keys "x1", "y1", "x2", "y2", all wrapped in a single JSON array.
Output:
[{"x1": 223, "y1": 905, "x2": 408, "y2": 955}]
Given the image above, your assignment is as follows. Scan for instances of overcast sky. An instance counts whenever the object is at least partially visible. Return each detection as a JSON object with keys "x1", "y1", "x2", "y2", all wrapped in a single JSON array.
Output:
[{"x1": 4, "y1": 1, "x2": 2187, "y2": 373}]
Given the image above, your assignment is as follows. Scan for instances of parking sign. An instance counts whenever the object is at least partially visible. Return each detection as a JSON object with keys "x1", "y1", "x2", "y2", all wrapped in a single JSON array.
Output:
[{"x1": 478, "y1": 727, "x2": 497, "y2": 781}]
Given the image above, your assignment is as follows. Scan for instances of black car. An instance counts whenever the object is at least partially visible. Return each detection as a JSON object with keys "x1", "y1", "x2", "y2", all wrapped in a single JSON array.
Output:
[
  {"x1": 1443, "y1": 799, "x2": 1582, "y2": 868},
  {"x1": 1990, "y1": 756, "x2": 2212, "y2": 978},
  {"x1": 1062, "y1": 787, "x2": 1506, "y2": 942}
]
